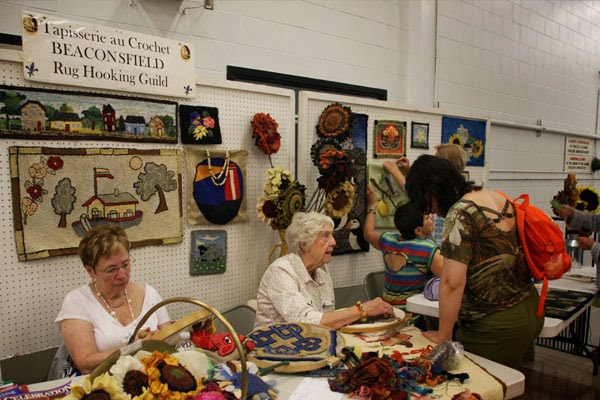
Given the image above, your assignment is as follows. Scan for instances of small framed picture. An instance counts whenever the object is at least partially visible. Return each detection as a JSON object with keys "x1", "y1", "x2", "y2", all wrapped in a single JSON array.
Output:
[
  {"x1": 411, "y1": 122, "x2": 429, "y2": 149},
  {"x1": 462, "y1": 171, "x2": 470, "y2": 181}
]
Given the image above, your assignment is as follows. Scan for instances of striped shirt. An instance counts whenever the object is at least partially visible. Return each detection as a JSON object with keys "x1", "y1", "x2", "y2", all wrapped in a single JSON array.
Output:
[{"x1": 379, "y1": 232, "x2": 438, "y2": 307}]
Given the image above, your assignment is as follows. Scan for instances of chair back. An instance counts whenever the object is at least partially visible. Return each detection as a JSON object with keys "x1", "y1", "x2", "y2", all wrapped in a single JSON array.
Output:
[
  {"x1": 363, "y1": 271, "x2": 385, "y2": 300},
  {"x1": 214, "y1": 304, "x2": 256, "y2": 335}
]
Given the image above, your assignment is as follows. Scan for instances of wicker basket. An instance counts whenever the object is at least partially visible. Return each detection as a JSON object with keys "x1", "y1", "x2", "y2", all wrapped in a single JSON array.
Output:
[{"x1": 91, "y1": 297, "x2": 248, "y2": 398}]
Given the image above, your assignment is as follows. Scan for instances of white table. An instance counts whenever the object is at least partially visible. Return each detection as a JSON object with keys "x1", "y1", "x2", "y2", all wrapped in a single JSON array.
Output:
[
  {"x1": 273, "y1": 351, "x2": 524, "y2": 399},
  {"x1": 28, "y1": 359, "x2": 523, "y2": 400},
  {"x1": 406, "y1": 266, "x2": 599, "y2": 374}
]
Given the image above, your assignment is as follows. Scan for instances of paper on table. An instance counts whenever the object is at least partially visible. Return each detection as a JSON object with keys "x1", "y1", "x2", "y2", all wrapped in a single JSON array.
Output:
[{"x1": 288, "y1": 377, "x2": 343, "y2": 400}]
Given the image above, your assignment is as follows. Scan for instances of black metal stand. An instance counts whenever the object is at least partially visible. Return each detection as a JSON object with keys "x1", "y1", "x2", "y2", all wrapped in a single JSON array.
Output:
[{"x1": 536, "y1": 305, "x2": 599, "y2": 376}]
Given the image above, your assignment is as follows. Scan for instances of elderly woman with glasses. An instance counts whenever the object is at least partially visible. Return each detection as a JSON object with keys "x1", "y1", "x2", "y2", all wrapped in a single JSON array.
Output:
[
  {"x1": 50, "y1": 225, "x2": 171, "y2": 378},
  {"x1": 254, "y1": 212, "x2": 393, "y2": 330}
]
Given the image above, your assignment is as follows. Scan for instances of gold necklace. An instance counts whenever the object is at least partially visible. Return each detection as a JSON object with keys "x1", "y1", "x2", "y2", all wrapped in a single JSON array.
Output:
[
  {"x1": 94, "y1": 282, "x2": 134, "y2": 322},
  {"x1": 206, "y1": 149, "x2": 231, "y2": 186}
]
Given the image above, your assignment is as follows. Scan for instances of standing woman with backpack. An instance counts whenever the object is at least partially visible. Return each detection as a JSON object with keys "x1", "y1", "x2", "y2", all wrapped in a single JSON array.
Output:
[{"x1": 404, "y1": 154, "x2": 544, "y2": 368}]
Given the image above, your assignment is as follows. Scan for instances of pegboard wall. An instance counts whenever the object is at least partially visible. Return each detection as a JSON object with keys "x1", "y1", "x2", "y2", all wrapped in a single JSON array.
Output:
[
  {"x1": 0, "y1": 51, "x2": 296, "y2": 359},
  {"x1": 297, "y1": 91, "x2": 489, "y2": 288}
]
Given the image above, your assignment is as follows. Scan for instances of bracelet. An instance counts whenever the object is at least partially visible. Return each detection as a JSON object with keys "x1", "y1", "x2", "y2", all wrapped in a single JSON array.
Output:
[
  {"x1": 367, "y1": 209, "x2": 377, "y2": 215},
  {"x1": 355, "y1": 301, "x2": 368, "y2": 322}
]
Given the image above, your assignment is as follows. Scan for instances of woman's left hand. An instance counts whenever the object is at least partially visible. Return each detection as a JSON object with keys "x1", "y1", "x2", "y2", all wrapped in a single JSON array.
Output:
[
  {"x1": 137, "y1": 327, "x2": 155, "y2": 340},
  {"x1": 364, "y1": 297, "x2": 395, "y2": 317}
]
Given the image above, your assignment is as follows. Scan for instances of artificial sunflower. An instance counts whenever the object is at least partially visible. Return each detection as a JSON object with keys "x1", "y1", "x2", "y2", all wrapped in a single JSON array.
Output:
[
  {"x1": 274, "y1": 180, "x2": 307, "y2": 230},
  {"x1": 448, "y1": 133, "x2": 463, "y2": 146},
  {"x1": 324, "y1": 181, "x2": 356, "y2": 218},
  {"x1": 577, "y1": 186, "x2": 600, "y2": 213},
  {"x1": 109, "y1": 355, "x2": 150, "y2": 399},
  {"x1": 310, "y1": 137, "x2": 342, "y2": 167},
  {"x1": 251, "y1": 113, "x2": 281, "y2": 156},
  {"x1": 470, "y1": 139, "x2": 484, "y2": 159},
  {"x1": 262, "y1": 166, "x2": 292, "y2": 197},
  {"x1": 258, "y1": 166, "x2": 306, "y2": 231},
  {"x1": 140, "y1": 351, "x2": 204, "y2": 400},
  {"x1": 256, "y1": 196, "x2": 278, "y2": 226},
  {"x1": 316, "y1": 103, "x2": 353, "y2": 140},
  {"x1": 63, "y1": 372, "x2": 126, "y2": 400},
  {"x1": 317, "y1": 149, "x2": 354, "y2": 191}
]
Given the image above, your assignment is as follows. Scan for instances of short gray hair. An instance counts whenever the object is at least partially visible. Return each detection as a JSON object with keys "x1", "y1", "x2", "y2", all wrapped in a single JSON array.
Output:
[{"x1": 285, "y1": 212, "x2": 334, "y2": 255}]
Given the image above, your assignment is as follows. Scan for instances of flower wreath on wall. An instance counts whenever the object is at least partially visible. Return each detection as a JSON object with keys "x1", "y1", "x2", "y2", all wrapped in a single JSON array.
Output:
[
  {"x1": 306, "y1": 104, "x2": 369, "y2": 254},
  {"x1": 252, "y1": 113, "x2": 306, "y2": 258}
]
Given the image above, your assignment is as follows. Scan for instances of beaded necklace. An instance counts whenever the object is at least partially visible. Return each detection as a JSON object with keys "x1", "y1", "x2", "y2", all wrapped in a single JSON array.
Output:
[
  {"x1": 206, "y1": 149, "x2": 231, "y2": 186},
  {"x1": 94, "y1": 282, "x2": 135, "y2": 322}
]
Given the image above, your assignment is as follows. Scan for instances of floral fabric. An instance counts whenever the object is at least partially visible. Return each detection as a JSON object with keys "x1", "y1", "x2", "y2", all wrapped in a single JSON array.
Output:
[{"x1": 441, "y1": 199, "x2": 535, "y2": 321}]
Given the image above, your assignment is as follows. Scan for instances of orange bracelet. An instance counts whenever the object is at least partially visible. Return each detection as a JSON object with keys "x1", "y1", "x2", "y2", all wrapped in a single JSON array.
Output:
[{"x1": 355, "y1": 301, "x2": 368, "y2": 322}]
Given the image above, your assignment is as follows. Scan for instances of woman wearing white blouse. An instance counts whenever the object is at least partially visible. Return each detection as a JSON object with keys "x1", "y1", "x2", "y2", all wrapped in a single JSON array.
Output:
[{"x1": 254, "y1": 211, "x2": 393, "y2": 330}]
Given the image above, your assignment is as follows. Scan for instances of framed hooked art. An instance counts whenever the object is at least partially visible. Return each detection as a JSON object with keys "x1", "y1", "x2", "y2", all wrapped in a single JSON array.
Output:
[
  {"x1": 185, "y1": 148, "x2": 248, "y2": 225},
  {"x1": 410, "y1": 122, "x2": 429, "y2": 149},
  {"x1": 9, "y1": 146, "x2": 183, "y2": 261},
  {"x1": 373, "y1": 120, "x2": 406, "y2": 158},
  {"x1": 441, "y1": 116, "x2": 486, "y2": 167},
  {"x1": 0, "y1": 84, "x2": 178, "y2": 143}
]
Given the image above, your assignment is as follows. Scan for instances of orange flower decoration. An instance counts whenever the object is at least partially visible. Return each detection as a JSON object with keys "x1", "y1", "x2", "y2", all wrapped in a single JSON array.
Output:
[{"x1": 251, "y1": 113, "x2": 281, "y2": 155}]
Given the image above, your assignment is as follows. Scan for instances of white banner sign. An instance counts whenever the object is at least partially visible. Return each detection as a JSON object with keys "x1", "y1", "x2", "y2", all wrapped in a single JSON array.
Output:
[
  {"x1": 564, "y1": 136, "x2": 593, "y2": 173},
  {"x1": 21, "y1": 11, "x2": 196, "y2": 98}
]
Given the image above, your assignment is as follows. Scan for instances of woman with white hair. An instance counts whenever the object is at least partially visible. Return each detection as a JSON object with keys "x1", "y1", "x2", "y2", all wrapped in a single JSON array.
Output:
[{"x1": 254, "y1": 212, "x2": 393, "y2": 329}]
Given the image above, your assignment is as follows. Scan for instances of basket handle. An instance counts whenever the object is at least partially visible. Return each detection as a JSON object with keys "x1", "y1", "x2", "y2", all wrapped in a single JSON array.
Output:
[{"x1": 129, "y1": 297, "x2": 247, "y2": 399}]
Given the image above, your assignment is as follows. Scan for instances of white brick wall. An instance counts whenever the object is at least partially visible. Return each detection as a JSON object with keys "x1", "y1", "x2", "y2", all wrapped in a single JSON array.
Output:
[{"x1": 1, "y1": 0, "x2": 597, "y2": 136}]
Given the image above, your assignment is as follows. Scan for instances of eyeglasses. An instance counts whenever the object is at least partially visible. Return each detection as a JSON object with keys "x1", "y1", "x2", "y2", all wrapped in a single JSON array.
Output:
[
  {"x1": 317, "y1": 231, "x2": 335, "y2": 243},
  {"x1": 95, "y1": 258, "x2": 133, "y2": 276}
]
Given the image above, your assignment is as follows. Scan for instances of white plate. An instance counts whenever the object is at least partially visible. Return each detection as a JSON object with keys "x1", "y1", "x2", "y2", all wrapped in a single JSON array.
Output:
[{"x1": 338, "y1": 308, "x2": 406, "y2": 333}]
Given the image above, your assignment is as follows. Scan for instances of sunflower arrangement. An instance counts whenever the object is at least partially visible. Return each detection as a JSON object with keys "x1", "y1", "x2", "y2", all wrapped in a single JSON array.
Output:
[
  {"x1": 257, "y1": 166, "x2": 306, "y2": 231},
  {"x1": 63, "y1": 350, "x2": 275, "y2": 400},
  {"x1": 252, "y1": 113, "x2": 306, "y2": 231},
  {"x1": 63, "y1": 351, "x2": 208, "y2": 400},
  {"x1": 306, "y1": 103, "x2": 357, "y2": 218}
]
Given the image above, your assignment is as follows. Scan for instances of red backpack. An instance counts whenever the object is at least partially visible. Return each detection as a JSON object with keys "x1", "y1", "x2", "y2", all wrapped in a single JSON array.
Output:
[{"x1": 499, "y1": 192, "x2": 572, "y2": 317}]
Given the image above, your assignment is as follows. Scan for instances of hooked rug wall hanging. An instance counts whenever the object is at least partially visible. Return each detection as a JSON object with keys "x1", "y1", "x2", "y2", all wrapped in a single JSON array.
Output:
[
  {"x1": 189, "y1": 230, "x2": 227, "y2": 276},
  {"x1": 367, "y1": 162, "x2": 409, "y2": 229},
  {"x1": 10, "y1": 146, "x2": 183, "y2": 261},
  {"x1": 185, "y1": 148, "x2": 248, "y2": 225},
  {"x1": 372, "y1": 120, "x2": 406, "y2": 158},
  {"x1": 0, "y1": 84, "x2": 178, "y2": 143},
  {"x1": 178, "y1": 105, "x2": 223, "y2": 145},
  {"x1": 441, "y1": 116, "x2": 486, "y2": 167},
  {"x1": 332, "y1": 113, "x2": 369, "y2": 255}
]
